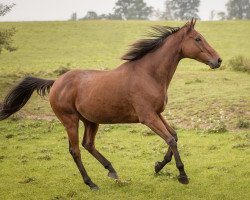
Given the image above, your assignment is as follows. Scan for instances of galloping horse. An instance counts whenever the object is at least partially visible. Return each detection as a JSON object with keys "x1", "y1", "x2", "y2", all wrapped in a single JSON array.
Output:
[{"x1": 0, "y1": 19, "x2": 221, "y2": 190}]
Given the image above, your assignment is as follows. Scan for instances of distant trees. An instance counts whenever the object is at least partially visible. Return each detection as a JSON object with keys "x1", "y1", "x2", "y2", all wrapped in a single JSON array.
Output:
[
  {"x1": 113, "y1": 0, "x2": 153, "y2": 20},
  {"x1": 79, "y1": 0, "x2": 153, "y2": 20},
  {"x1": 83, "y1": 11, "x2": 98, "y2": 20},
  {"x1": 0, "y1": 3, "x2": 17, "y2": 54},
  {"x1": 210, "y1": 0, "x2": 250, "y2": 21},
  {"x1": 163, "y1": 1, "x2": 173, "y2": 20},
  {"x1": 209, "y1": 10, "x2": 227, "y2": 21},
  {"x1": 155, "y1": 1, "x2": 173, "y2": 20},
  {"x1": 226, "y1": 0, "x2": 250, "y2": 19},
  {"x1": 70, "y1": 0, "x2": 250, "y2": 21},
  {"x1": 217, "y1": 12, "x2": 227, "y2": 20},
  {"x1": 209, "y1": 10, "x2": 216, "y2": 21},
  {"x1": 164, "y1": 0, "x2": 200, "y2": 20}
]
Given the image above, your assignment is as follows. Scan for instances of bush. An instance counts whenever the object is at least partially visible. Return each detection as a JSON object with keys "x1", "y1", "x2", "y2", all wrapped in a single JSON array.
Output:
[
  {"x1": 236, "y1": 118, "x2": 249, "y2": 129},
  {"x1": 228, "y1": 56, "x2": 250, "y2": 73}
]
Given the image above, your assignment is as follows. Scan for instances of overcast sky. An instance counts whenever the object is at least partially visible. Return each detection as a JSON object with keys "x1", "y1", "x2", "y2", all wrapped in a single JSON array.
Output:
[{"x1": 0, "y1": 0, "x2": 227, "y2": 21}]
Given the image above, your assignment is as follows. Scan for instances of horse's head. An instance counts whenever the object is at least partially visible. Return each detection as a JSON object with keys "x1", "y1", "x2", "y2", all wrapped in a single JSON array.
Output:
[{"x1": 181, "y1": 19, "x2": 222, "y2": 69}]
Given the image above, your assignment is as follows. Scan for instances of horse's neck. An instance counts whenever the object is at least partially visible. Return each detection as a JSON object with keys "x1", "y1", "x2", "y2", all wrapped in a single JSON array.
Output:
[{"x1": 140, "y1": 33, "x2": 183, "y2": 89}]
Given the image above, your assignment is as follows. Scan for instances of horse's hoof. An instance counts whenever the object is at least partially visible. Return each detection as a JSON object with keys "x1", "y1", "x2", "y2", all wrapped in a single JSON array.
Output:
[
  {"x1": 155, "y1": 161, "x2": 162, "y2": 173},
  {"x1": 108, "y1": 171, "x2": 119, "y2": 180},
  {"x1": 90, "y1": 184, "x2": 100, "y2": 190},
  {"x1": 87, "y1": 181, "x2": 100, "y2": 190},
  {"x1": 178, "y1": 175, "x2": 189, "y2": 184}
]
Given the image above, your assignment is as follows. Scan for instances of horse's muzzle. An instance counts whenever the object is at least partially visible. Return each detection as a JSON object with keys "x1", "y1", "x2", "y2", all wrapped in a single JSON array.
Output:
[{"x1": 208, "y1": 57, "x2": 222, "y2": 69}]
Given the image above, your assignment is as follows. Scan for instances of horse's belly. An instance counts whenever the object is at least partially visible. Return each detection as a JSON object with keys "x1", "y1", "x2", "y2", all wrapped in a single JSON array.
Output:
[
  {"x1": 87, "y1": 113, "x2": 139, "y2": 124},
  {"x1": 79, "y1": 105, "x2": 139, "y2": 124},
  {"x1": 77, "y1": 96, "x2": 139, "y2": 124}
]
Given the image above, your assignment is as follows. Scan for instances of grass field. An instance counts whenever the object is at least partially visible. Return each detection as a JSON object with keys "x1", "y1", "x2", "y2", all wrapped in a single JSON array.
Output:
[
  {"x1": 0, "y1": 20, "x2": 249, "y2": 199},
  {"x1": 0, "y1": 120, "x2": 249, "y2": 200}
]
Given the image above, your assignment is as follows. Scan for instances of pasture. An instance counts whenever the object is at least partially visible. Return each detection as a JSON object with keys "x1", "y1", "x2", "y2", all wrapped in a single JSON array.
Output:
[{"x1": 0, "y1": 20, "x2": 249, "y2": 199}]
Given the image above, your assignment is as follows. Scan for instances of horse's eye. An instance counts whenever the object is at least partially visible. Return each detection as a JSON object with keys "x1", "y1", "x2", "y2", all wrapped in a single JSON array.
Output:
[{"x1": 195, "y1": 37, "x2": 201, "y2": 42}]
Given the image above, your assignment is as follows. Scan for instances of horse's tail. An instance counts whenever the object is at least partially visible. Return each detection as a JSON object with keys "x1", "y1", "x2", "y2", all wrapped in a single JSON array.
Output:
[{"x1": 0, "y1": 76, "x2": 55, "y2": 120}]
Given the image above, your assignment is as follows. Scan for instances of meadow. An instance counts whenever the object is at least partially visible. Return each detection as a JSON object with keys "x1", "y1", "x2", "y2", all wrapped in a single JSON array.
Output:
[{"x1": 0, "y1": 20, "x2": 249, "y2": 199}]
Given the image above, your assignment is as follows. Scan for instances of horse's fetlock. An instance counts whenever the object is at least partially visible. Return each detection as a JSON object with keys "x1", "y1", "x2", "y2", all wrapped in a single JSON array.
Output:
[
  {"x1": 176, "y1": 162, "x2": 184, "y2": 170},
  {"x1": 104, "y1": 162, "x2": 112, "y2": 170},
  {"x1": 84, "y1": 178, "x2": 92, "y2": 185}
]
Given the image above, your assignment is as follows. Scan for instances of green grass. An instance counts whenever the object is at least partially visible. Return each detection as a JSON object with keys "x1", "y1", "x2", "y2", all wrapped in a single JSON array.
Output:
[
  {"x1": 0, "y1": 20, "x2": 250, "y2": 72},
  {"x1": 0, "y1": 20, "x2": 249, "y2": 199},
  {"x1": 0, "y1": 120, "x2": 249, "y2": 200}
]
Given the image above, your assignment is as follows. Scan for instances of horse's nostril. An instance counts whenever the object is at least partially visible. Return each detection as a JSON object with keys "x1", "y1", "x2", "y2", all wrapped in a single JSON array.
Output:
[{"x1": 218, "y1": 58, "x2": 222, "y2": 63}]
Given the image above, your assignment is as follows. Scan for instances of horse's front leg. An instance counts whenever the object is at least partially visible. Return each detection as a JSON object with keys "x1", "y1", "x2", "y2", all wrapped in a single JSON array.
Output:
[
  {"x1": 139, "y1": 112, "x2": 188, "y2": 184},
  {"x1": 155, "y1": 114, "x2": 178, "y2": 173}
]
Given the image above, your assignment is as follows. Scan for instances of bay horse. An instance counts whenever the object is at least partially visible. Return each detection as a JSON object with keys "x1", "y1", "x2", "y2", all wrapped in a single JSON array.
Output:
[{"x1": 0, "y1": 19, "x2": 221, "y2": 190}]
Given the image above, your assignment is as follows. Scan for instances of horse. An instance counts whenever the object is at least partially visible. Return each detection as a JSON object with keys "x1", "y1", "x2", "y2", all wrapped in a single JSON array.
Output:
[{"x1": 0, "y1": 19, "x2": 222, "y2": 190}]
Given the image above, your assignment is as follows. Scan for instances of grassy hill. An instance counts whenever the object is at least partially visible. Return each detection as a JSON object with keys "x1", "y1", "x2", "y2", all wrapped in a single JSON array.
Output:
[
  {"x1": 0, "y1": 20, "x2": 249, "y2": 199},
  {"x1": 0, "y1": 20, "x2": 249, "y2": 130},
  {"x1": 0, "y1": 20, "x2": 250, "y2": 72}
]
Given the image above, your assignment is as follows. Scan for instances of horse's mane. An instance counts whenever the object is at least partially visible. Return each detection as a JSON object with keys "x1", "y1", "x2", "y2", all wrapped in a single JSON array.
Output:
[{"x1": 122, "y1": 25, "x2": 181, "y2": 61}]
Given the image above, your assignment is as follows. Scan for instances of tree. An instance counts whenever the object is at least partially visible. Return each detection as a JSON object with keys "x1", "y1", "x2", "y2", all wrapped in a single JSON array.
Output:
[
  {"x1": 209, "y1": 10, "x2": 216, "y2": 21},
  {"x1": 158, "y1": 0, "x2": 173, "y2": 20},
  {"x1": 83, "y1": 11, "x2": 99, "y2": 20},
  {"x1": 226, "y1": 0, "x2": 250, "y2": 19},
  {"x1": 153, "y1": 9, "x2": 167, "y2": 20},
  {"x1": 0, "y1": 3, "x2": 17, "y2": 54},
  {"x1": 69, "y1": 12, "x2": 77, "y2": 21},
  {"x1": 113, "y1": 0, "x2": 153, "y2": 20},
  {"x1": 217, "y1": 12, "x2": 226, "y2": 20},
  {"x1": 0, "y1": 3, "x2": 14, "y2": 16},
  {"x1": 165, "y1": 0, "x2": 200, "y2": 20}
]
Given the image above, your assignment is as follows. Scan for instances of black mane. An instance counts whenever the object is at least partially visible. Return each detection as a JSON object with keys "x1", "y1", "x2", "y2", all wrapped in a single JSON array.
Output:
[{"x1": 122, "y1": 26, "x2": 181, "y2": 61}]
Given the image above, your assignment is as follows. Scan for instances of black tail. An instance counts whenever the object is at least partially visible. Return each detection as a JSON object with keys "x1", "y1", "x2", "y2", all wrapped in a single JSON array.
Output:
[{"x1": 0, "y1": 76, "x2": 55, "y2": 120}]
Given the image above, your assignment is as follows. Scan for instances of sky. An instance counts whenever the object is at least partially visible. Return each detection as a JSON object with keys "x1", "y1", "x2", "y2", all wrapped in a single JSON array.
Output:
[{"x1": 0, "y1": 0, "x2": 228, "y2": 21}]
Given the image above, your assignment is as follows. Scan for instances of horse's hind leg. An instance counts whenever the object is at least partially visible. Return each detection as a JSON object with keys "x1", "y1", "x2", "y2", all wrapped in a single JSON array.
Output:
[
  {"x1": 82, "y1": 119, "x2": 119, "y2": 179},
  {"x1": 59, "y1": 113, "x2": 99, "y2": 190},
  {"x1": 155, "y1": 114, "x2": 178, "y2": 173}
]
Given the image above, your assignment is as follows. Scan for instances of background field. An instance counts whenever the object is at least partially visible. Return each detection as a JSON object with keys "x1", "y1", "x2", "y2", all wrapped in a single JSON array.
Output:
[{"x1": 0, "y1": 20, "x2": 249, "y2": 199}]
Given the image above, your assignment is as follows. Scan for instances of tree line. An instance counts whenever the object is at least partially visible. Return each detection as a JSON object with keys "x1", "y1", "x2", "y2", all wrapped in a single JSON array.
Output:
[{"x1": 71, "y1": 0, "x2": 250, "y2": 21}]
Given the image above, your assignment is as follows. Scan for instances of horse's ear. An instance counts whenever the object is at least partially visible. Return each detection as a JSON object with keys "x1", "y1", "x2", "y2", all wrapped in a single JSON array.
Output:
[
  {"x1": 187, "y1": 18, "x2": 196, "y2": 32},
  {"x1": 192, "y1": 18, "x2": 197, "y2": 27},
  {"x1": 190, "y1": 18, "x2": 194, "y2": 25}
]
